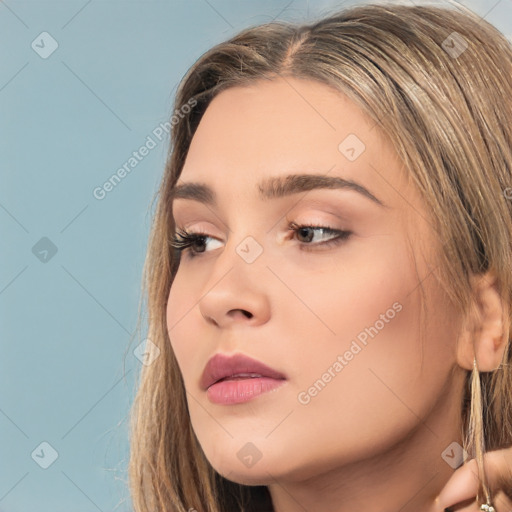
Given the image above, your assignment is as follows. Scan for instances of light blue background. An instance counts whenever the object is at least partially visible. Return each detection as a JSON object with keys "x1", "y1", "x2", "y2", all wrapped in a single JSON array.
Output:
[{"x1": 1, "y1": 1, "x2": 511, "y2": 510}]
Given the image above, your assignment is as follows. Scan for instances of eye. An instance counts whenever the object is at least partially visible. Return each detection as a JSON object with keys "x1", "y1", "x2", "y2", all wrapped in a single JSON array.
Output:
[
  {"x1": 170, "y1": 228, "x2": 222, "y2": 259},
  {"x1": 287, "y1": 221, "x2": 352, "y2": 251}
]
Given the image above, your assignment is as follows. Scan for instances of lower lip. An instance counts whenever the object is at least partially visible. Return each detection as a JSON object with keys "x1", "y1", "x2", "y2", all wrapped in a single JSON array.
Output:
[{"x1": 206, "y1": 377, "x2": 286, "y2": 405}]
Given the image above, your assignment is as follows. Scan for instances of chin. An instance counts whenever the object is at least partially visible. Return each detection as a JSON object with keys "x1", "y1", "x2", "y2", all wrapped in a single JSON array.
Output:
[{"x1": 203, "y1": 446, "x2": 284, "y2": 486}]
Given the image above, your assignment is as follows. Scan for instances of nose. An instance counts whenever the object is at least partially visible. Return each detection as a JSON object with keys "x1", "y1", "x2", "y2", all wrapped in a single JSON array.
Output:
[{"x1": 198, "y1": 244, "x2": 271, "y2": 329}]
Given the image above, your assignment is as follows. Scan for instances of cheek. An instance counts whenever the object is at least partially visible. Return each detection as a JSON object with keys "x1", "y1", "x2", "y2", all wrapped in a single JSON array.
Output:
[
  {"x1": 282, "y1": 236, "x2": 458, "y2": 455},
  {"x1": 277, "y1": 234, "x2": 413, "y2": 353}
]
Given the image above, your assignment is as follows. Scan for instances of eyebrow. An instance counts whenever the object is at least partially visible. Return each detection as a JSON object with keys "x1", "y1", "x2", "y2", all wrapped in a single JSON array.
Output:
[{"x1": 170, "y1": 173, "x2": 387, "y2": 208}]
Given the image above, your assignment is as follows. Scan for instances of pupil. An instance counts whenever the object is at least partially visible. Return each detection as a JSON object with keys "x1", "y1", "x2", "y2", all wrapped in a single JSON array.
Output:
[
  {"x1": 299, "y1": 227, "x2": 313, "y2": 242},
  {"x1": 193, "y1": 237, "x2": 206, "y2": 252}
]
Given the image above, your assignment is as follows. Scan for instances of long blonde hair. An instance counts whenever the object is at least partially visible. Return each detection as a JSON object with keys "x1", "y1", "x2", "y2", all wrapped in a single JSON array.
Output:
[{"x1": 128, "y1": 2, "x2": 512, "y2": 510}]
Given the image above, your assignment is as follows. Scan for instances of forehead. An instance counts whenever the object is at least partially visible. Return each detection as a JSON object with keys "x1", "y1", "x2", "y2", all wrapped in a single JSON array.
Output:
[
  {"x1": 178, "y1": 77, "x2": 412, "y2": 211},
  {"x1": 184, "y1": 77, "x2": 382, "y2": 173}
]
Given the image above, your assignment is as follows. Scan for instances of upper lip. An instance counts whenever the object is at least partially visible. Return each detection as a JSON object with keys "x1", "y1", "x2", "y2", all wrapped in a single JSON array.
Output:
[{"x1": 200, "y1": 353, "x2": 287, "y2": 390}]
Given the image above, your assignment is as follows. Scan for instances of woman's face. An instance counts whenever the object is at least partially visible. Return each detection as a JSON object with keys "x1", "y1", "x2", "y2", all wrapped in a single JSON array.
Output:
[{"x1": 166, "y1": 77, "x2": 465, "y2": 487}]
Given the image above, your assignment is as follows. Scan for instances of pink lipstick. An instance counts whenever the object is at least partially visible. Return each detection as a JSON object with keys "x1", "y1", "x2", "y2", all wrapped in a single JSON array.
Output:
[{"x1": 200, "y1": 353, "x2": 287, "y2": 405}]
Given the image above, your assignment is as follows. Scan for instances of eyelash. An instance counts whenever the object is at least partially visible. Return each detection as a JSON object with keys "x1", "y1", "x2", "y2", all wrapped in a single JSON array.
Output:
[{"x1": 169, "y1": 221, "x2": 352, "y2": 259}]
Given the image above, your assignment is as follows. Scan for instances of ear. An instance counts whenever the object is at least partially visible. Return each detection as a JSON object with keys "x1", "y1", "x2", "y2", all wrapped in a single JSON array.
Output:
[{"x1": 456, "y1": 270, "x2": 510, "y2": 372}]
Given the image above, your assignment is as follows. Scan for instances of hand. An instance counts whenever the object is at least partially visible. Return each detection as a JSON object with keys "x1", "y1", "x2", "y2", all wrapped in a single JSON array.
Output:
[{"x1": 433, "y1": 446, "x2": 512, "y2": 511}]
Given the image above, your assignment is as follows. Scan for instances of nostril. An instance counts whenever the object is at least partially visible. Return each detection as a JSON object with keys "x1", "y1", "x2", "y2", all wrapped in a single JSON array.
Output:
[{"x1": 228, "y1": 309, "x2": 253, "y2": 319}]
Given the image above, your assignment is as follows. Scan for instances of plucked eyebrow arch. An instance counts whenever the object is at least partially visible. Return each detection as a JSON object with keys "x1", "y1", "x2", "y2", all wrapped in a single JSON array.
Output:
[{"x1": 170, "y1": 173, "x2": 387, "y2": 208}]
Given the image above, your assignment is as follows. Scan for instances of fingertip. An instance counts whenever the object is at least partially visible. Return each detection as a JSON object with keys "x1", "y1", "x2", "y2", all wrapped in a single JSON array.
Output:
[{"x1": 436, "y1": 459, "x2": 480, "y2": 508}]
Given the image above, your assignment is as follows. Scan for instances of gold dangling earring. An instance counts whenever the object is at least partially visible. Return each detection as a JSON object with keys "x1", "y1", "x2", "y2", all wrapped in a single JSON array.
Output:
[{"x1": 469, "y1": 357, "x2": 495, "y2": 512}]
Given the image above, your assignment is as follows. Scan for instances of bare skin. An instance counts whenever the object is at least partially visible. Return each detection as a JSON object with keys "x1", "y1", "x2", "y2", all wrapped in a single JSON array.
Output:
[{"x1": 166, "y1": 77, "x2": 509, "y2": 512}]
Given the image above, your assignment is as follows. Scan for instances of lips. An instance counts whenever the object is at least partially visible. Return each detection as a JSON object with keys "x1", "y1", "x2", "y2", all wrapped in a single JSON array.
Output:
[{"x1": 200, "y1": 353, "x2": 286, "y2": 391}]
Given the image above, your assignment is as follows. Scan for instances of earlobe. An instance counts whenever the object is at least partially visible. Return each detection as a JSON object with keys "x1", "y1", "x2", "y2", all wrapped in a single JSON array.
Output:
[{"x1": 456, "y1": 270, "x2": 510, "y2": 372}]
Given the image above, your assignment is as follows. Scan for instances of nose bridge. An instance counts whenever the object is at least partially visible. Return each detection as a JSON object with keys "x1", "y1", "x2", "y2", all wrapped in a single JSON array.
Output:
[
  {"x1": 198, "y1": 228, "x2": 271, "y2": 326},
  {"x1": 211, "y1": 209, "x2": 270, "y2": 278}
]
